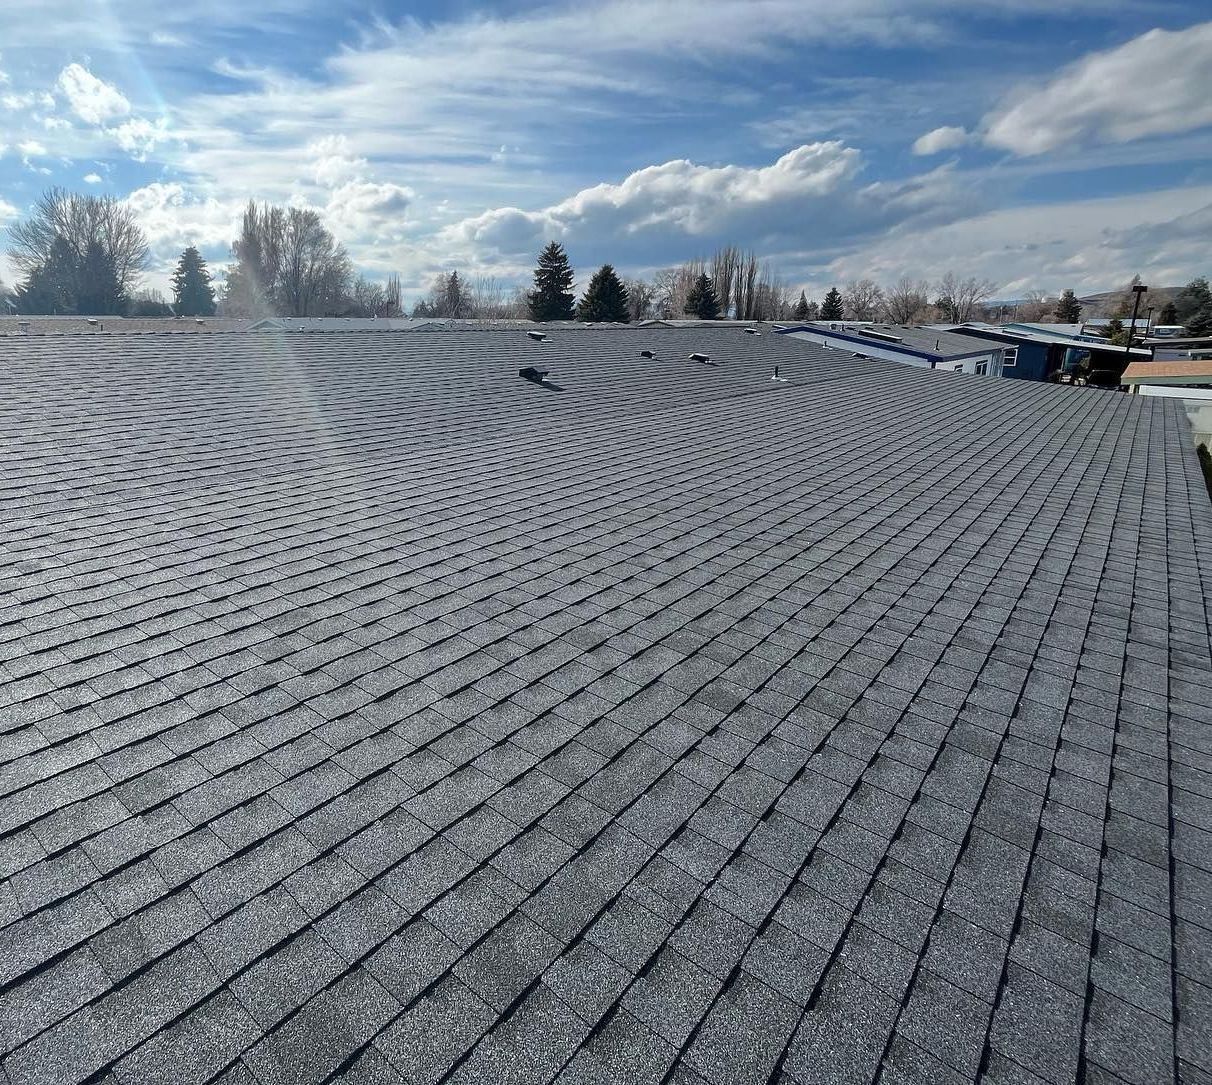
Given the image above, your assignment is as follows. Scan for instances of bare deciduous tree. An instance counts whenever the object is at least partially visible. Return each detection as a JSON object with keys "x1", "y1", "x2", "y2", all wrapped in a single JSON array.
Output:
[
  {"x1": 624, "y1": 278, "x2": 656, "y2": 322},
  {"x1": 7, "y1": 186, "x2": 149, "y2": 298},
  {"x1": 224, "y1": 201, "x2": 352, "y2": 317},
  {"x1": 884, "y1": 277, "x2": 931, "y2": 324},
  {"x1": 842, "y1": 278, "x2": 885, "y2": 321},
  {"x1": 1015, "y1": 290, "x2": 1054, "y2": 323},
  {"x1": 383, "y1": 273, "x2": 404, "y2": 317},
  {"x1": 935, "y1": 272, "x2": 996, "y2": 323}
]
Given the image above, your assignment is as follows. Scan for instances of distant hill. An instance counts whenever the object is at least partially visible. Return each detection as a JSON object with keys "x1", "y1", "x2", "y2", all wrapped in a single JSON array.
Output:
[{"x1": 1078, "y1": 284, "x2": 1184, "y2": 317}]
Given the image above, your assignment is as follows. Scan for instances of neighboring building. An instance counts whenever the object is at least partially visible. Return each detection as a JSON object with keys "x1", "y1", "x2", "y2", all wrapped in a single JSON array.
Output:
[
  {"x1": 0, "y1": 315, "x2": 251, "y2": 335},
  {"x1": 247, "y1": 316, "x2": 439, "y2": 332},
  {"x1": 1143, "y1": 335, "x2": 1212, "y2": 360},
  {"x1": 777, "y1": 321, "x2": 1009, "y2": 374},
  {"x1": 949, "y1": 323, "x2": 1151, "y2": 384},
  {"x1": 1, "y1": 327, "x2": 1209, "y2": 1085}
]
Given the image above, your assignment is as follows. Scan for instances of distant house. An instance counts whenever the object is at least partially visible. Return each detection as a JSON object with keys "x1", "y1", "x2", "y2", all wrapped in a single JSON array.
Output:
[
  {"x1": 948, "y1": 323, "x2": 1151, "y2": 385},
  {"x1": 777, "y1": 321, "x2": 1008, "y2": 375}
]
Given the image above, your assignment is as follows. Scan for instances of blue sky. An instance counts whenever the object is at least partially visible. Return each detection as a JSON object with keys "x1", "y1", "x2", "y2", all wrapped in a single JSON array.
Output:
[{"x1": 1, "y1": 1, "x2": 1210, "y2": 301}]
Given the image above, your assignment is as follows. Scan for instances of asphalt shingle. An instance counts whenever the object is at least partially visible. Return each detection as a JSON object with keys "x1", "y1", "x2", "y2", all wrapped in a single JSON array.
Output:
[{"x1": 1, "y1": 327, "x2": 1209, "y2": 1084}]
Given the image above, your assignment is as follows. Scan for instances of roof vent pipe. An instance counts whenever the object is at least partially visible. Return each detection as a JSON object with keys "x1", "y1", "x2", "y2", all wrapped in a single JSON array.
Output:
[{"x1": 527, "y1": 331, "x2": 547, "y2": 341}]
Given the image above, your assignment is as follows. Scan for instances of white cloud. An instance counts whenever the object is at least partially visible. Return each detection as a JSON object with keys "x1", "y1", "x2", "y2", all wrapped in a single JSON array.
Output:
[
  {"x1": 121, "y1": 182, "x2": 243, "y2": 282},
  {"x1": 17, "y1": 139, "x2": 46, "y2": 156},
  {"x1": 56, "y1": 62, "x2": 131, "y2": 125},
  {"x1": 984, "y1": 22, "x2": 1212, "y2": 155},
  {"x1": 107, "y1": 116, "x2": 173, "y2": 160},
  {"x1": 309, "y1": 135, "x2": 368, "y2": 187},
  {"x1": 449, "y1": 143, "x2": 869, "y2": 260},
  {"x1": 323, "y1": 180, "x2": 415, "y2": 241},
  {"x1": 912, "y1": 125, "x2": 969, "y2": 155},
  {"x1": 83, "y1": 172, "x2": 103, "y2": 184},
  {"x1": 828, "y1": 185, "x2": 1212, "y2": 295},
  {"x1": 1, "y1": 90, "x2": 54, "y2": 111}
]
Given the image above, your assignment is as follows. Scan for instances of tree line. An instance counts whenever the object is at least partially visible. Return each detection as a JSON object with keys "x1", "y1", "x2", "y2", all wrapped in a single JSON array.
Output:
[{"x1": 4, "y1": 187, "x2": 1211, "y2": 336}]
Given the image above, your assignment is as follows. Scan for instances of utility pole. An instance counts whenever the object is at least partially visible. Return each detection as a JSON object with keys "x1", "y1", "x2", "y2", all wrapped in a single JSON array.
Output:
[{"x1": 1125, "y1": 282, "x2": 1147, "y2": 362}]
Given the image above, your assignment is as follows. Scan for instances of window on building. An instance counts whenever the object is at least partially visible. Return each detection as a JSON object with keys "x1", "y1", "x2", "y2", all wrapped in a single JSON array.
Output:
[
  {"x1": 1003, "y1": 348, "x2": 1017, "y2": 367},
  {"x1": 976, "y1": 361, "x2": 989, "y2": 375}
]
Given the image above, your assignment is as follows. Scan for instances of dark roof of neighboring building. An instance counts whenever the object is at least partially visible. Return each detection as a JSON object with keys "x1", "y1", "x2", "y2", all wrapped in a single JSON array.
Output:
[
  {"x1": 1, "y1": 328, "x2": 1209, "y2": 1085},
  {"x1": 951, "y1": 324, "x2": 1153, "y2": 359},
  {"x1": 783, "y1": 322, "x2": 1008, "y2": 361}
]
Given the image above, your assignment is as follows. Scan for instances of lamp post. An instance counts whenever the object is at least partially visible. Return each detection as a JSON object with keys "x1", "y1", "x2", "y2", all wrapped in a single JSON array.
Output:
[{"x1": 1126, "y1": 282, "x2": 1147, "y2": 361}]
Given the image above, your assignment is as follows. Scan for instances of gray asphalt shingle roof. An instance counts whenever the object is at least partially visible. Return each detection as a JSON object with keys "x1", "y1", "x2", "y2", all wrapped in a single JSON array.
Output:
[{"x1": 1, "y1": 328, "x2": 1210, "y2": 1085}]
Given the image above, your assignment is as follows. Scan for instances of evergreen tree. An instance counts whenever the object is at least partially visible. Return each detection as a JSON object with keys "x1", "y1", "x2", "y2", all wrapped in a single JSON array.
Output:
[
  {"x1": 577, "y1": 264, "x2": 630, "y2": 322},
  {"x1": 1106, "y1": 318, "x2": 1129, "y2": 347},
  {"x1": 1159, "y1": 301, "x2": 1178, "y2": 326},
  {"x1": 171, "y1": 245, "x2": 217, "y2": 316},
  {"x1": 820, "y1": 286, "x2": 844, "y2": 321},
  {"x1": 1187, "y1": 305, "x2": 1212, "y2": 338},
  {"x1": 1053, "y1": 289, "x2": 1082, "y2": 323},
  {"x1": 527, "y1": 242, "x2": 575, "y2": 321},
  {"x1": 793, "y1": 291, "x2": 810, "y2": 321},
  {"x1": 683, "y1": 273, "x2": 721, "y2": 319},
  {"x1": 76, "y1": 241, "x2": 125, "y2": 314},
  {"x1": 1174, "y1": 277, "x2": 1211, "y2": 327},
  {"x1": 15, "y1": 236, "x2": 77, "y2": 314},
  {"x1": 443, "y1": 271, "x2": 468, "y2": 317}
]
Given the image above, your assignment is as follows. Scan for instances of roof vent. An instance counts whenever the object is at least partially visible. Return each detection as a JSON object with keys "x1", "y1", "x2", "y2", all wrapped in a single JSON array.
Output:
[
  {"x1": 688, "y1": 352, "x2": 710, "y2": 362},
  {"x1": 87, "y1": 317, "x2": 99, "y2": 326},
  {"x1": 520, "y1": 366, "x2": 550, "y2": 383},
  {"x1": 640, "y1": 349, "x2": 655, "y2": 359},
  {"x1": 195, "y1": 318, "x2": 205, "y2": 325},
  {"x1": 744, "y1": 327, "x2": 760, "y2": 335},
  {"x1": 858, "y1": 328, "x2": 903, "y2": 343},
  {"x1": 527, "y1": 331, "x2": 547, "y2": 341},
  {"x1": 18, "y1": 321, "x2": 29, "y2": 334}
]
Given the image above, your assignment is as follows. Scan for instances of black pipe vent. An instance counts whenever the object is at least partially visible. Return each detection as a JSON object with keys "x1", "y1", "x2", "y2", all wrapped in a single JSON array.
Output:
[
  {"x1": 527, "y1": 331, "x2": 547, "y2": 341},
  {"x1": 520, "y1": 366, "x2": 550, "y2": 383},
  {"x1": 640, "y1": 349, "x2": 655, "y2": 359}
]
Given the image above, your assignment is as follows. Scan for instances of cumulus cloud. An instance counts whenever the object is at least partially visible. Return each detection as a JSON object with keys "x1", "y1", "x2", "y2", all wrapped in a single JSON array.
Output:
[
  {"x1": 324, "y1": 179, "x2": 414, "y2": 237},
  {"x1": 122, "y1": 182, "x2": 242, "y2": 267},
  {"x1": 108, "y1": 116, "x2": 173, "y2": 160},
  {"x1": 449, "y1": 143, "x2": 870, "y2": 260},
  {"x1": 912, "y1": 125, "x2": 969, "y2": 155},
  {"x1": 56, "y1": 62, "x2": 130, "y2": 125},
  {"x1": 83, "y1": 172, "x2": 103, "y2": 184},
  {"x1": 984, "y1": 22, "x2": 1212, "y2": 155},
  {"x1": 309, "y1": 135, "x2": 368, "y2": 187}
]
